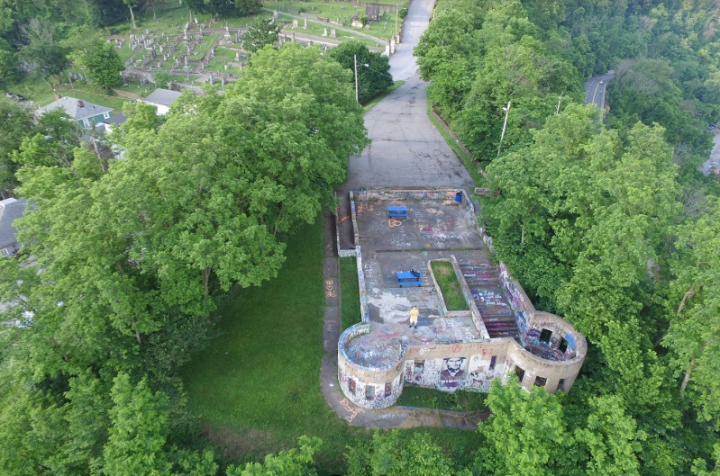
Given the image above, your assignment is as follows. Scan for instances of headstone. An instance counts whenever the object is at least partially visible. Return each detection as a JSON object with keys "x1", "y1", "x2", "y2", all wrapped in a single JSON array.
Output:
[
  {"x1": 184, "y1": 56, "x2": 188, "y2": 66},
  {"x1": 303, "y1": 18, "x2": 307, "y2": 29},
  {"x1": 292, "y1": 32, "x2": 296, "y2": 42},
  {"x1": 224, "y1": 64, "x2": 228, "y2": 70},
  {"x1": 322, "y1": 28, "x2": 327, "y2": 36},
  {"x1": 340, "y1": 5, "x2": 345, "y2": 9},
  {"x1": 273, "y1": 9, "x2": 279, "y2": 19},
  {"x1": 194, "y1": 17, "x2": 198, "y2": 24},
  {"x1": 330, "y1": 28, "x2": 336, "y2": 37},
  {"x1": 292, "y1": 19, "x2": 298, "y2": 28},
  {"x1": 146, "y1": 29, "x2": 150, "y2": 34},
  {"x1": 235, "y1": 51, "x2": 240, "y2": 61},
  {"x1": 279, "y1": 4, "x2": 284, "y2": 11},
  {"x1": 235, "y1": 32, "x2": 240, "y2": 42}
]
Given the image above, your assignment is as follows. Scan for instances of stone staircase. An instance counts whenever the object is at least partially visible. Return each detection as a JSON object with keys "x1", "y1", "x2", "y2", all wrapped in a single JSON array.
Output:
[{"x1": 460, "y1": 265, "x2": 519, "y2": 339}]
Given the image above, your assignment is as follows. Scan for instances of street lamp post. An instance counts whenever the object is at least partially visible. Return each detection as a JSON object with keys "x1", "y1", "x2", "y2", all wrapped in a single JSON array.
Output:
[
  {"x1": 354, "y1": 54, "x2": 359, "y2": 103},
  {"x1": 497, "y1": 101, "x2": 511, "y2": 157}
]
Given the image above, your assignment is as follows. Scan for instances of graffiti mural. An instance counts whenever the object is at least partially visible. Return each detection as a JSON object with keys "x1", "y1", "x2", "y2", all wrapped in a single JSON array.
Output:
[{"x1": 438, "y1": 357, "x2": 467, "y2": 391}]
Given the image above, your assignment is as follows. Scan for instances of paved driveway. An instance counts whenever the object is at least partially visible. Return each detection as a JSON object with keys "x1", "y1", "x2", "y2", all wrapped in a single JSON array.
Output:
[
  {"x1": 346, "y1": 75, "x2": 474, "y2": 190},
  {"x1": 346, "y1": 0, "x2": 473, "y2": 190},
  {"x1": 388, "y1": 0, "x2": 433, "y2": 80}
]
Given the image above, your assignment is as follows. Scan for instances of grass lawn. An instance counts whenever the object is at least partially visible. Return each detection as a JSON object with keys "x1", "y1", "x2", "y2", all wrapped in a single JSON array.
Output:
[
  {"x1": 396, "y1": 386, "x2": 488, "y2": 413},
  {"x1": 431, "y1": 261, "x2": 469, "y2": 311},
  {"x1": 9, "y1": 77, "x2": 128, "y2": 111},
  {"x1": 277, "y1": 14, "x2": 381, "y2": 47},
  {"x1": 181, "y1": 219, "x2": 367, "y2": 473},
  {"x1": 340, "y1": 257, "x2": 361, "y2": 330}
]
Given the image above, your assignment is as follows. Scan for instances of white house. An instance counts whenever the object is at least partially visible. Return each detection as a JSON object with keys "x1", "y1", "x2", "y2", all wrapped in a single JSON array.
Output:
[{"x1": 140, "y1": 88, "x2": 182, "y2": 115}]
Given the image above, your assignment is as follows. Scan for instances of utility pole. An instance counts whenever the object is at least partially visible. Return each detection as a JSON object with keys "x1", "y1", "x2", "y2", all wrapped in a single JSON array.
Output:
[
  {"x1": 354, "y1": 54, "x2": 359, "y2": 103},
  {"x1": 497, "y1": 101, "x2": 511, "y2": 157}
]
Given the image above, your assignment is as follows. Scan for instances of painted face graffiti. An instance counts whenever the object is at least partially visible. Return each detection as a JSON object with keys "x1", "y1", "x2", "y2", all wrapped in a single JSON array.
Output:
[{"x1": 439, "y1": 357, "x2": 466, "y2": 389}]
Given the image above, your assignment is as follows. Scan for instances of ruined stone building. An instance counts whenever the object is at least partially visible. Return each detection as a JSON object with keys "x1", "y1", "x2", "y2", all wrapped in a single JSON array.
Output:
[{"x1": 336, "y1": 188, "x2": 586, "y2": 409}]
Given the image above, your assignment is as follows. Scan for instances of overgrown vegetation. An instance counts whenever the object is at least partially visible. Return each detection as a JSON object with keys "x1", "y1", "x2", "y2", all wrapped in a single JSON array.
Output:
[
  {"x1": 396, "y1": 386, "x2": 488, "y2": 412},
  {"x1": 431, "y1": 261, "x2": 469, "y2": 311},
  {"x1": 415, "y1": 0, "x2": 720, "y2": 473},
  {"x1": 340, "y1": 257, "x2": 362, "y2": 330}
]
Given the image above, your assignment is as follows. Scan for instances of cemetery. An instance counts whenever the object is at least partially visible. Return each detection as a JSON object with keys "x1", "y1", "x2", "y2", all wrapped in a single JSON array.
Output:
[{"x1": 105, "y1": 3, "x2": 388, "y2": 92}]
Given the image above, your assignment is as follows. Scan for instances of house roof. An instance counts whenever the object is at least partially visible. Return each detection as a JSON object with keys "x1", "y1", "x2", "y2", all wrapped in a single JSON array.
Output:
[
  {"x1": 103, "y1": 111, "x2": 128, "y2": 125},
  {"x1": 0, "y1": 198, "x2": 26, "y2": 250},
  {"x1": 142, "y1": 88, "x2": 182, "y2": 107},
  {"x1": 38, "y1": 96, "x2": 113, "y2": 122}
]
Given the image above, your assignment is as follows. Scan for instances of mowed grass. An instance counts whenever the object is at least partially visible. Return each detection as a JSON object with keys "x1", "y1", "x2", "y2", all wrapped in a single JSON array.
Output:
[
  {"x1": 431, "y1": 261, "x2": 469, "y2": 311},
  {"x1": 180, "y1": 219, "x2": 366, "y2": 473},
  {"x1": 340, "y1": 257, "x2": 361, "y2": 330}
]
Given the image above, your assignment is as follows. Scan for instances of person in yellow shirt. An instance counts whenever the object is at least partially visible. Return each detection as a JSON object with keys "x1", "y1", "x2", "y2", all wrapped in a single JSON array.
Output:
[{"x1": 409, "y1": 306, "x2": 419, "y2": 328}]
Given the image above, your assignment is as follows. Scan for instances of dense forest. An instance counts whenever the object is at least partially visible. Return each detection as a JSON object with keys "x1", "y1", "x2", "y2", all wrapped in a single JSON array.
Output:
[
  {"x1": 2, "y1": 0, "x2": 720, "y2": 474},
  {"x1": 415, "y1": 0, "x2": 720, "y2": 473}
]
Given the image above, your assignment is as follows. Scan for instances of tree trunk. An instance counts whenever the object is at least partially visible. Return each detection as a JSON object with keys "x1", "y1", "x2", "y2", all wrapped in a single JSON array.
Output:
[
  {"x1": 130, "y1": 318, "x2": 142, "y2": 344},
  {"x1": 152, "y1": 1, "x2": 157, "y2": 20},
  {"x1": 203, "y1": 267, "x2": 211, "y2": 297},
  {"x1": 680, "y1": 357, "x2": 695, "y2": 395},
  {"x1": 273, "y1": 203, "x2": 284, "y2": 237},
  {"x1": 129, "y1": 5, "x2": 136, "y2": 29},
  {"x1": 654, "y1": 285, "x2": 696, "y2": 350}
]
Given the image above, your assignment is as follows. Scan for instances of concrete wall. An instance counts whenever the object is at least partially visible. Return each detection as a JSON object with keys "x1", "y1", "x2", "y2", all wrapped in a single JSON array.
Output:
[
  {"x1": 338, "y1": 188, "x2": 587, "y2": 409},
  {"x1": 338, "y1": 323, "x2": 406, "y2": 409}
]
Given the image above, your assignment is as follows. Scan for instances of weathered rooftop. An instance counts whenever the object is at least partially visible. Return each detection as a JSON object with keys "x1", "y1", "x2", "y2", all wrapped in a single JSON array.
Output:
[
  {"x1": 347, "y1": 195, "x2": 493, "y2": 367},
  {"x1": 37, "y1": 96, "x2": 112, "y2": 121},
  {"x1": 0, "y1": 198, "x2": 26, "y2": 250},
  {"x1": 142, "y1": 88, "x2": 182, "y2": 107}
]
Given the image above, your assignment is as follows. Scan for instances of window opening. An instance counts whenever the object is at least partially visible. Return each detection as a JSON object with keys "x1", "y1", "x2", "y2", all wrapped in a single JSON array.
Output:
[
  {"x1": 489, "y1": 356, "x2": 497, "y2": 370},
  {"x1": 365, "y1": 384, "x2": 375, "y2": 400},
  {"x1": 534, "y1": 376, "x2": 547, "y2": 387},
  {"x1": 558, "y1": 338, "x2": 568, "y2": 353},
  {"x1": 384, "y1": 383, "x2": 392, "y2": 397},
  {"x1": 515, "y1": 366, "x2": 525, "y2": 383},
  {"x1": 540, "y1": 329, "x2": 552, "y2": 343}
]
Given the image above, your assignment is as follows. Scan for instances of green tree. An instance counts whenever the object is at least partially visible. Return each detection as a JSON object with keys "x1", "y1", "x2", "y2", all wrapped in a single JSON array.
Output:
[
  {"x1": 0, "y1": 96, "x2": 34, "y2": 194},
  {"x1": 346, "y1": 431, "x2": 461, "y2": 476},
  {"x1": 226, "y1": 437, "x2": 320, "y2": 476},
  {"x1": 328, "y1": 41, "x2": 393, "y2": 103},
  {"x1": 69, "y1": 39, "x2": 125, "y2": 89},
  {"x1": 663, "y1": 197, "x2": 720, "y2": 427},
  {"x1": 477, "y1": 380, "x2": 572, "y2": 476},
  {"x1": 574, "y1": 396, "x2": 645, "y2": 476},
  {"x1": 240, "y1": 17, "x2": 280, "y2": 55},
  {"x1": 0, "y1": 38, "x2": 19, "y2": 86}
]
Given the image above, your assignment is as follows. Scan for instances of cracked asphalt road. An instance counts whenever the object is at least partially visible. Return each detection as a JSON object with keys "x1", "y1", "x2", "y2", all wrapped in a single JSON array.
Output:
[
  {"x1": 346, "y1": 75, "x2": 475, "y2": 191},
  {"x1": 344, "y1": 0, "x2": 474, "y2": 192}
]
